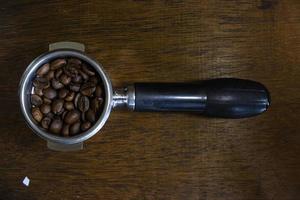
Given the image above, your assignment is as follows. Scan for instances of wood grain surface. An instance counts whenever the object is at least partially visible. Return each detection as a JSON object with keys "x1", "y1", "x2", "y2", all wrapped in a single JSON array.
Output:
[{"x1": 0, "y1": 0, "x2": 300, "y2": 199}]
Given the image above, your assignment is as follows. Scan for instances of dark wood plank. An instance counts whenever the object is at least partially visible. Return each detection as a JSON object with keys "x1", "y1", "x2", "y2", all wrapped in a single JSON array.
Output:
[{"x1": 0, "y1": 0, "x2": 299, "y2": 199}]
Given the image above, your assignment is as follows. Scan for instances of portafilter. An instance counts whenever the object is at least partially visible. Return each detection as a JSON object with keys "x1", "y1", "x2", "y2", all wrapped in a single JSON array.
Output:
[{"x1": 19, "y1": 42, "x2": 270, "y2": 151}]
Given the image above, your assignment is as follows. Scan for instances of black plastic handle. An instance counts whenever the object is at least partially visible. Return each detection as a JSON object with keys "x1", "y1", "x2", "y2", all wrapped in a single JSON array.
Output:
[{"x1": 134, "y1": 78, "x2": 270, "y2": 118}]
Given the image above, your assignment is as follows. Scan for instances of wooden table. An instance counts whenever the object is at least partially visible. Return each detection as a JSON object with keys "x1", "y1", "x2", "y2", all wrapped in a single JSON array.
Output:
[{"x1": 1, "y1": 1, "x2": 299, "y2": 199}]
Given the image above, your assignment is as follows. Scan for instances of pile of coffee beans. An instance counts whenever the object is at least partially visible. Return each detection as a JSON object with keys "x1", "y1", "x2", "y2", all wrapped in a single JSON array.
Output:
[{"x1": 30, "y1": 58, "x2": 104, "y2": 136}]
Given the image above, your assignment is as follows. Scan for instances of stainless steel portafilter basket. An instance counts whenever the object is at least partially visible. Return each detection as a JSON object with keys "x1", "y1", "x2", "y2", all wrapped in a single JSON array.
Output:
[{"x1": 19, "y1": 42, "x2": 270, "y2": 151}]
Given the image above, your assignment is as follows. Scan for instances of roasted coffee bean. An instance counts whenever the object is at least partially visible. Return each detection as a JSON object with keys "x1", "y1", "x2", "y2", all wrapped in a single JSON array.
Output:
[
  {"x1": 81, "y1": 87, "x2": 95, "y2": 97},
  {"x1": 69, "y1": 83, "x2": 81, "y2": 92},
  {"x1": 51, "y1": 78, "x2": 64, "y2": 89},
  {"x1": 31, "y1": 94, "x2": 43, "y2": 106},
  {"x1": 46, "y1": 70, "x2": 55, "y2": 80},
  {"x1": 49, "y1": 118, "x2": 63, "y2": 134},
  {"x1": 50, "y1": 59, "x2": 66, "y2": 70},
  {"x1": 65, "y1": 91, "x2": 75, "y2": 101},
  {"x1": 55, "y1": 69, "x2": 63, "y2": 79},
  {"x1": 84, "y1": 81, "x2": 97, "y2": 88},
  {"x1": 64, "y1": 110, "x2": 80, "y2": 124},
  {"x1": 82, "y1": 63, "x2": 95, "y2": 76},
  {"x1": 74, "y1": 93, "x2": 81, "y2": 108},
  {"x1": 81, "y1": 112, "x2": 86, "y2": 121},
  {"x1": 37, "y1": 63, "x2": 50, "y2": 76},
  {"x1": 63, "y1": 64, "x2": 78, "y2": 77},
  {"x1": 72, "y1": 74, "x2": 83, "y2": 83},
  {"x1": 90, "y1": 97, "x2": 103, "y2": 113},
  {"x1": 46, "y1": 112, "x2": 54, "y2": 119},
  {"x1": 70, "y1": 122, "x2": 81, "y2": 135},
  {"x1": 95, "y1": 86, "x2": 103, "y2": 97},
  {"x1": 52, "y1": 99, "x2": 64, "y2": 114},
  {"x1": 98, "y1": 97, "x2": 104, "y2": 105},
  {"x1": 62, "y1": 124, "x2": 70, "y2": 136},
  {"x1": 81, "y1": 121, "x2": 91, "y2": 132},
  {"x1": 89, "y1": 76, "x2": 98, "y2": 85},
  {"x1": 68, "y1": 58, "x2": 81, "y2": 65},
  {"x1": 59, "y1": 74, "x2": 71, "y2": 85},
  {"x1": 57, "y1": 108, "x2": 65, "y2": 115},
  {"x1": 34, "y1": 87, "x2": 43, "y2": 96},
  {"x1": 41, "y1": 117, "x2": 51, "y2": 129},
  {"x1": 80, "y1": 82, "x2": 96, "y2": 97},
  {"x1": 43, "y1": 97, "x2": 52, "y2": 104},
  {"x1": 32, "y1": 107, "x2": 43, "y2": 122},
  {"x1": 58, "y1": 88, "x2": 68, "y2": 99},
  {"x1": 64, "y1": 101, "x2": 74, "y2": 110},
  {"x1": 74, "y1": 65, "x2": 82, "y2": 70},
  {"x1": 40, "y1": 103, "x2": 51, "y2": 114},
  {"x1": 78, "y1": 96, "x2": 89, "y2": 112},
  {"x1": 61, "y1": 110, "x2": 68, "y2": 120},
  {"x1": 33, "y1": 77, "x2": 49, "y2": 89},
  {"x1": 43, "y1": 87, "x2": 57, "y2": 99},
  {"x1": 86, "y1": 109, "x2": 96, "y2": 123},
  {"x1": 78, "y1": 70, "x2": 89, "y2": 80}
]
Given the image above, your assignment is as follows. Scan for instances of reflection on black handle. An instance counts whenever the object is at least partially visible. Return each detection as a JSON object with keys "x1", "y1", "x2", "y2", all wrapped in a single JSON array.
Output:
[{"x1": 134, "y1": 78, "x2": 270, "y2": 118}]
